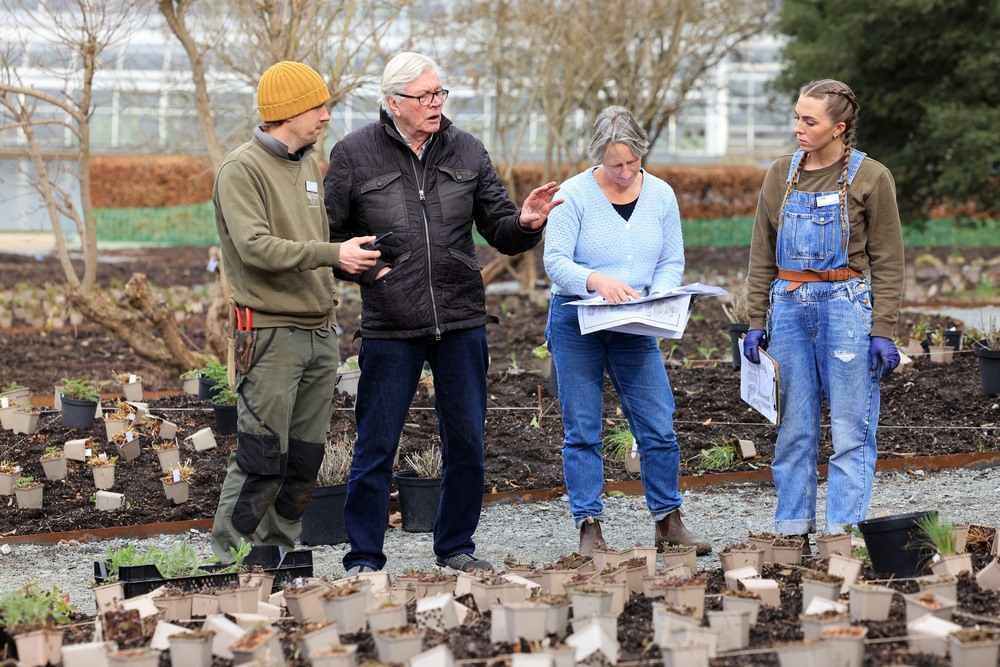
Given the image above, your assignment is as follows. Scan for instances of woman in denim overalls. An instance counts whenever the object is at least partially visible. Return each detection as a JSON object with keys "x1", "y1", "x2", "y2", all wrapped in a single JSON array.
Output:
[{"x1": 744, "y1": 80, "x2": 905, "y2": 548}]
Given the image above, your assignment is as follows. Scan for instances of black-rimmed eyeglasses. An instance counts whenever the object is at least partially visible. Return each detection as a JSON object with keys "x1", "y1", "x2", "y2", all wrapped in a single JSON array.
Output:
[{"x1": 395, "y1": 89, "x2": 449, "y2": 106}]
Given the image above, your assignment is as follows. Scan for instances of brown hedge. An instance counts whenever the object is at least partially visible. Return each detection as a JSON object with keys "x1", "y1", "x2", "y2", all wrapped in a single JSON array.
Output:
[
  {"x1": 90, "y1": 155, "x2": 765, "y2": 219},
  {"x1": 90, "y1": 156, "x2": 215, "y2": 208}
]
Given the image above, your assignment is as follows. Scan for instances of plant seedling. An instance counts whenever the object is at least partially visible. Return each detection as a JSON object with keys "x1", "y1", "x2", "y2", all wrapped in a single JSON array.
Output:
[{"x1": 695, "y1": 439, "x2": 740, "y2": 472}]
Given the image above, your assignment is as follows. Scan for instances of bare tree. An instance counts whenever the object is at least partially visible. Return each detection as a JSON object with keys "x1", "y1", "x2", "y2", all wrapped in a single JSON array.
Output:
[
  {"x1": 595, "y1": 0, "x2": 775, "y2": 148},
  {"x1": 442, "y1": 0, "x2": 776, "y2": 290},
  {"x1": 157, "y1": 0, "x2": 415, "y2": 359},
  {"x1": 0, "y1": 0, "x2": 209, "y2": 375}
]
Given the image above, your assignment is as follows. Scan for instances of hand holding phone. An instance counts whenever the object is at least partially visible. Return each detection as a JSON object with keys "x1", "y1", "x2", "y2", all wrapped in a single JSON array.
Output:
[{"x1": 362, "y1": 231, "x2": 394, "y2": 250}]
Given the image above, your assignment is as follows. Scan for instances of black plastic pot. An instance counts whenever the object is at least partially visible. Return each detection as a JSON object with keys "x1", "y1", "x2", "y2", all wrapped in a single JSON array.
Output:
[
  {"x1": 244, "y1": 545, "x2": 314, "y2": 591},
  {"x1": 300, "y1": 483, "x2": 348, "y2": 545},
  {"x1": 198, "y1": 375, "x2": 222, "y2": 401},
  {"x1": 943, "y1": 327, "x2": 962, "y2": 351},
  {"x1": 973, "y1": 343, "x2": 1000, "y2": 395},
  {"x1": 728, "y1": 323, "x2": 750, "y2": 371},
  {"x1": 60, "y1": 396, "x2": 98, "y2": 430},
  {"x1": 212, "y1": 402, "x2": 237, "y2": 434},
  {"x1": 857, "y1": 510, "x2": 934, "y2": 577},
  {"x1": 394, "y1": 469, "x2": 441, "y2": 533}
]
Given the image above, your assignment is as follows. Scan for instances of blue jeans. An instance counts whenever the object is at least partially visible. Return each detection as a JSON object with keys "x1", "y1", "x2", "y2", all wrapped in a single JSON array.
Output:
[
  {"x1": 342, "y1": 327, "x2": 488, "y2": 570},
  {"x1": 768, "y1": 278, "x2": 879, "y2": 535},
  {"x1": 546, "y1": 295, "x2": 683, "y2": 527}
]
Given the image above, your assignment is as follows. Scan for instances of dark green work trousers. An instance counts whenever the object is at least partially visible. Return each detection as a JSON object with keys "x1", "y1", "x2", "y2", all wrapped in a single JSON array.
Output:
[{"x1": 211, "y1": 325, "x2": 338, "y2": 562}]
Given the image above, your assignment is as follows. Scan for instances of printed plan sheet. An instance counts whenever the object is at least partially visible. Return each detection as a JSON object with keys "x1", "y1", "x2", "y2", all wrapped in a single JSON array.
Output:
[{"x1": 568, "y1": 283, "x2": 728, "y2": 338}]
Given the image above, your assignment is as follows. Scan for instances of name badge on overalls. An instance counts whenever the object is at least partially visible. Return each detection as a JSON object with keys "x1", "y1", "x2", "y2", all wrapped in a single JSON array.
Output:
[
  {"x1": 816, "y1": 193, "x2": 839, "y2": 207},
  {"x1": 305, "y1": 180, "x2": 320, "y2": 208}
]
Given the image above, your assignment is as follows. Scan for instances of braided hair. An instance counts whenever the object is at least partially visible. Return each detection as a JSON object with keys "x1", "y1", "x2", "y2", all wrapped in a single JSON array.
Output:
[{"x1": 778, "y1": 80, "x2": 861, "y2": 248}]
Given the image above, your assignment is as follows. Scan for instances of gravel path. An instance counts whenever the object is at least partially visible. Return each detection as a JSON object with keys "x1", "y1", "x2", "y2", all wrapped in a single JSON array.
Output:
[{"x1": 1, "y1": 466, "x2": 997, "y2": 615}]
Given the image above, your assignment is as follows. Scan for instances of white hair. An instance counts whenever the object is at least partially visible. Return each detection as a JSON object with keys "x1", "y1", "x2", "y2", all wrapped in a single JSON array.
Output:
[{"x1": 379, "y1": 52, "x2": 444, "y2": 114}]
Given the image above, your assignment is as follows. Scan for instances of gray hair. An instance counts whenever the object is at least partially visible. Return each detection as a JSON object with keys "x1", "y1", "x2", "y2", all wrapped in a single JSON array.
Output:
[
  {"x1": 587, "y1": 106, "x2": 649, "y2": 163},
  {"x1": 379, "y1": 52, "x2": 444, "y2": 114}
]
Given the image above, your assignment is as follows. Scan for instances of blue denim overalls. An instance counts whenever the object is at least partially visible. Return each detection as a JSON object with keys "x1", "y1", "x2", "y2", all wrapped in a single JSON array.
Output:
[{"x1": 767, "y1": 149, "x2": 880, "y2": 535}]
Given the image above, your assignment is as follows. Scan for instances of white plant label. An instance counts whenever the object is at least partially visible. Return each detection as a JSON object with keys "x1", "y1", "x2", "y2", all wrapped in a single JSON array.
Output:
[
  {"x1": 172, "y1": 469, "x2": 181, "y2": 483},
  {"x1": 129, "y1": 374, "x2": 137, "y2": 383},
  {"x1": 85, "y1": 449, "x2": 92, "y2": 457},
  {"x1": 125, "y1": 431, "x2": 134, "y2": 442},
  {"x1": 0, "y1": 397, "x2": 7, "y2": 409},
  {"x1": 128, "y1": 413, "x2": 136, "y2": 421}
]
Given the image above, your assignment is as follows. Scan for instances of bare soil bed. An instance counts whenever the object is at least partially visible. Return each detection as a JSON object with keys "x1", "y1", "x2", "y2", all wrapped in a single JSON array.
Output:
[
  {"x1": 0, "y1": 246, "x2": 997, "y2": 539},
  {"x1": 1, "y1": 246, "x2": 999, "y2": 666}
]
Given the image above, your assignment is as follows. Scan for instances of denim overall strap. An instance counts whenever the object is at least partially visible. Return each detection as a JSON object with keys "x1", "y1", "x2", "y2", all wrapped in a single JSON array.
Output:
[
  {"x1": 776, "y1": 150, "x2": 867, "y2": 274},
  {"x1": 788, "y1": 149, "x2": 867, "y2": 185}
]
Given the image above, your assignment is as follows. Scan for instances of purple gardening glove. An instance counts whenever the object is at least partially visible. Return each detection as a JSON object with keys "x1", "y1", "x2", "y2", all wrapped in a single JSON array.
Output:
[
  {"x1": 743, "y1": 329, "x2": 766, "y2": 364},
  {"x1": 869, "y1": 336, "x2": 900, "y2": 377}
]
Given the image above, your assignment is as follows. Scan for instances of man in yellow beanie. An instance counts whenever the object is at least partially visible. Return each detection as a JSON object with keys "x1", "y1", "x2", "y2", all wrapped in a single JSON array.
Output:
[{"x1": 210, "y1": 61, "x2": 380, "y2": 562}]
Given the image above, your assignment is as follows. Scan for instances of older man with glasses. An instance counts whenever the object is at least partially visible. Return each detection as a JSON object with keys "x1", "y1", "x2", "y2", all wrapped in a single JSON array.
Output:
[{"x1": 325, "y1": 51, "x2": 563, "y2": 575}]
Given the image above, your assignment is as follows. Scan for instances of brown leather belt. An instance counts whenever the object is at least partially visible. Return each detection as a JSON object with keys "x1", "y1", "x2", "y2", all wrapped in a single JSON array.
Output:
[{"x1": 777, "y1": 268, "x2": 863, "y2": 292}]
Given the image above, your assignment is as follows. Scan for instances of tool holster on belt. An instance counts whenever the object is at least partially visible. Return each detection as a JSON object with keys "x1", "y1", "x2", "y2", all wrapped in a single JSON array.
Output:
[
  {"x1": 777, "y1": 267, "x2": 863, "y2": 292},
  {"x1": 231, "y1": 300, "x2": 257, "y2": 375}
]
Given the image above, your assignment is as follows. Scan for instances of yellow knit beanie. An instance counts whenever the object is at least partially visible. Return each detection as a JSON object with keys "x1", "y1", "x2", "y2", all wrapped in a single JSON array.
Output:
[{"x1": 257, "y1": 61, "x2": 330, "y2": 122}]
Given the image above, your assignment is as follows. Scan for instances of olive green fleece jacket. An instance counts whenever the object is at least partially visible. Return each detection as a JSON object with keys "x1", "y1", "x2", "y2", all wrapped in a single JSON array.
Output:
[
  {"x1": 214, "y1": 136, "x2": 341, "y2": 329},
  {"x1": 747, "y1": 152, "x2": 904, "y2": 339}
]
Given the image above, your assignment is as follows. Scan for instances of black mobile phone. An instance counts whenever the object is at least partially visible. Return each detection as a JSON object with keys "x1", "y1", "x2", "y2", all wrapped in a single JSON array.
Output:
[{"x1": 362, "y1": 231, "x2": 394, "y2": 250}]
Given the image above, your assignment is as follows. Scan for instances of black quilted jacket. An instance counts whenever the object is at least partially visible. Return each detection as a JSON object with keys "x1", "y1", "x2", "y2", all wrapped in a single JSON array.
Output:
[{"x1": 324, "y1": 110, "x2": 543, "y2": 339}]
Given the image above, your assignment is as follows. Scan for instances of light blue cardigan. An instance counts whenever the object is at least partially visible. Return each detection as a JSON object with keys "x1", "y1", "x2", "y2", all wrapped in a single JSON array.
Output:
[{"x1": 543, "y1": 167, "x2": 684, "y2": 297}]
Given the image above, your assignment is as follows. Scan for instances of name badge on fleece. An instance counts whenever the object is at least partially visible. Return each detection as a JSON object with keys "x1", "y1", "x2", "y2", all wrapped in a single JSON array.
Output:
[
  {"x1": 816, "y1": 193, "x2": 839, "y2": 207},
  {"x1": 305, "y1": 180, "x2": 320, "y2": 208}
]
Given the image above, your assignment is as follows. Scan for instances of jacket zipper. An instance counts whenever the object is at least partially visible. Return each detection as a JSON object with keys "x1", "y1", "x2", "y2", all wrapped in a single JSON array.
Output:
[{"x1": 408, "y1": 149, "x2": 442, "y2": 340}]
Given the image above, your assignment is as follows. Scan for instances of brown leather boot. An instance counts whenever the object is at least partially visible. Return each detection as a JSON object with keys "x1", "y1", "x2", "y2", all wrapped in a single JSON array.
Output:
[
  {"x1": 654, "y1": 509, "x2": 712, "y2": 556},
  {"x1": 578, "y1": 517, "x2": 606, "y2": 555}
]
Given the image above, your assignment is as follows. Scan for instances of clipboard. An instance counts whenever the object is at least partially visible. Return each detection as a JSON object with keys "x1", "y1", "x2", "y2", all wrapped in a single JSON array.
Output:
[{"x1": 738, "y1": 336, "x2": 780, "y2": 425}]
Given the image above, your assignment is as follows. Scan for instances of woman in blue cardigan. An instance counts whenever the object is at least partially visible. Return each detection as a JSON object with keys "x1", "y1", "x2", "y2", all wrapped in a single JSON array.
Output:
[{"x1": 543, "y1": 106, "x2": 711, "y2": 556}]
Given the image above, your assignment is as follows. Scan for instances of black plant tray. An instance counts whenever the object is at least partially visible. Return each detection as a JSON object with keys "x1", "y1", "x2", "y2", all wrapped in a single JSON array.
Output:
[
  {"x1": 92, "y1": 546, "x2": 312, "y2": 598},
  {"x1": 94, "y1": 561, "x2": 240, "y2": 599},
  {"x1": 245, "y1": 545, "x2": 314, "y2": 592}
]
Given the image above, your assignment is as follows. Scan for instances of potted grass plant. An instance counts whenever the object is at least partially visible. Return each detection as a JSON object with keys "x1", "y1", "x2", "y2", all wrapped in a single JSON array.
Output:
[
  {"x1": 971, "y1": 316, "x2": 1000, "y2": 394},
  {"x1": 300, "y1": 433, "x2": 353, "y2": 546},
  {"x1": 721, "y1": 281, "x2": 751, "y2": 370},
  {"x1": 602, "y1": 421, "x2": 640, "y2": 474},
  {"x1": 394, "y1": 443, "x2": 443, "y2": 533},
  {"x1": 915, "y1": 512, "x2": 973, "y2": 576}
]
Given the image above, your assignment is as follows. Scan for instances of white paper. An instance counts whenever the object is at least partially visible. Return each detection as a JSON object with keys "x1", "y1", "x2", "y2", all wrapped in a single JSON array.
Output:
[
  {"x1": 739, "y1": 338, "x2": 780, "y2": 425},
  {"x1": 566, "y1": 283, "x2": 727, "y2": 338}
]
